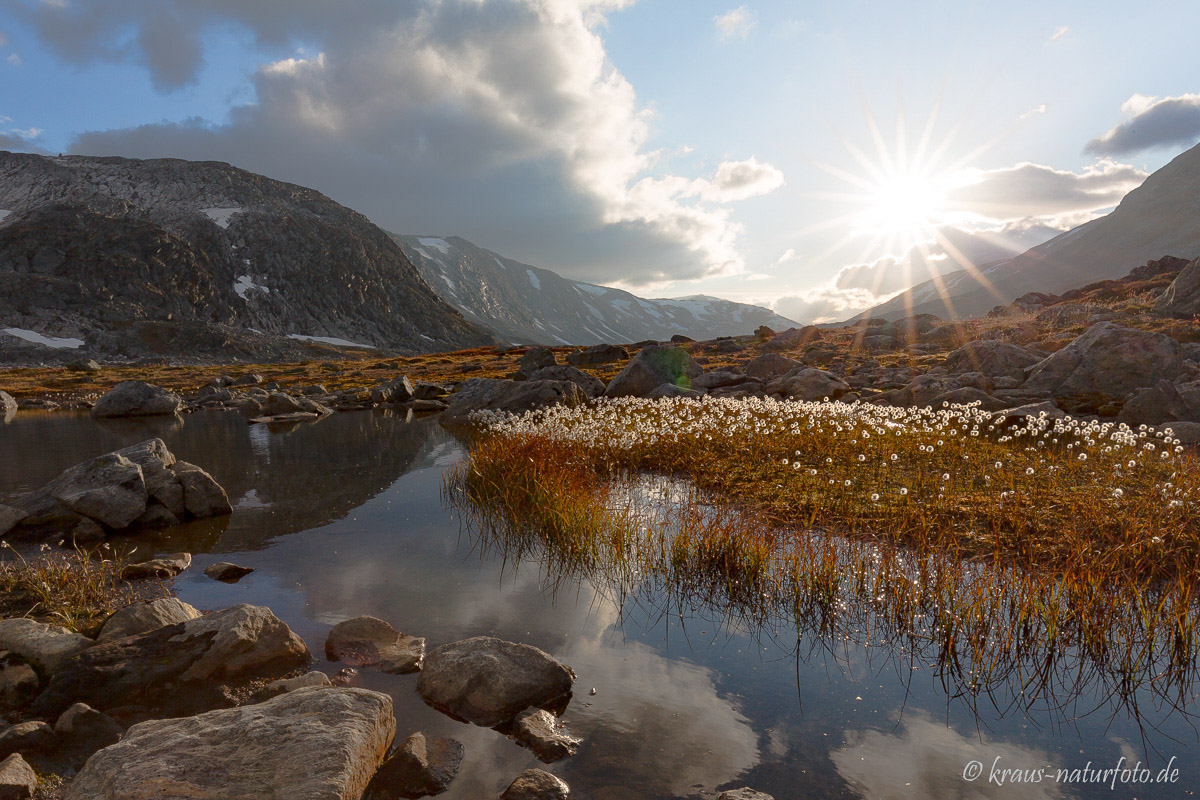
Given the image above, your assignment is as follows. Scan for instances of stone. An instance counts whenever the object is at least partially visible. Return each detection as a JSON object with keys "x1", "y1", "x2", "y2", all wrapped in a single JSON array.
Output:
[
  {"x1": 121, "y1": 552, "x2": 192, "y2": 580},
  {"x1": 0, "y1": 655, "x2": 37, "y2": 713},
  {"x1": 0, "y1": 393, "x2": 15, "y2": 423},
  {"x1": 1024, "y1": 322, "x2": 1184, "y2": 400},
  {"x1": 53, "y1": 703, "x2": 123, "y2": 769},
  {"x1": 566, "y1": 344, "x2": 627, "y2": 366},
  {"x1": 417, "y1": 636, "x2": 575, "y2": 727},
  {"x1": 511, "y1": 708, "x2": 581, "y2": 763},
  {"x1": 203, "y1": 562, "x2": 255, "y2": 582},
  {"x1": 132, "y1": 503, "x2": 179, "y2": 529},
  {"x1": 0, "y1": 753, "x2": 36, "y2": 799},
  {"x1": 325, "y1": 616, "x2": 425, "y2": 674},
  {"x1": 517, "y1": 347, "x2": 557, "y2": 378},
  {"x1": 0, "y1": 723, "x2": 54, "y2": 758},
  {"x1": 91, "y1": 381, "x2": 182, "y2": 418},
  {"x1": 763, "y1": 326, "x2": 822, "y2": 352},
  {"x1": 775, "y1": 368, "x2": 850, "y2": 401},
  {"x1": 172, "y1": 462, "x2": 233, "y2": 518},
  {"x1": 1118, "y1": 380, "x2": 1200, "y2": 427},
  {"x1": 97, "y1": 598, "x2": 203, "y2": 643},
  {"x1": 500, "y1": 769, "x2": 569, "y2": 800},
  {"x1": 47, "y1": 452, "x2": 147, "y2": 530},
  {"x1": 1154, "y1": 258, "x2": 1200, "y2": 315},
  {"x1": 991, "y1": 401, "x2": 1065, "y2": 427},
  {"x1": 691, "y1": 369, "x2": 749, "y2": 391},
  {"x1": 718, "y1": 790, "x2": 775, "y2": 800},
  {"x1": 644, "y1": 384, "x2": 703, "y2": 400},
  {"x1": 525, "y1": 366, "x2": 605, "y2": 398},
  {"x1": 0, "y1": 506, "x2": 27, "y2": 539},
  {"x1": 231, "y1": 373, "x2": 264, "y2": 387},
  {"x1": 366, "y1": 731, "x2": 463, "y2": 799},
  {"x1": 603, "y1": 346, "x2": 702, "y2": 398},
  {"x1": 443, "y1": 379, "x2": 587, "y2": 424},
  {"x1": 254, "y1": 670, "x2": 332, "y2": 701},
  {"x1": 32, "y1": 604, "x2": 311, "y2": 718},
  {"x1": 0, "y1": 619, "x2": 93, "y2": 677},
  {"x1": 370, "y1": 376, "x2": 416, "y2": 404},
  {"x1": 928, "y1": 387, "x2": 1006, "y2": 411},
  {"x1": 262, "y1": 392, "x2": 303, "y2": 417},
  {"x1": 64, "y1": 687, "x2": 395, "y2": 800},
  {"x1": 743, "y1": 353, "x2": 803, "y2": 381},
  {"x1": 943, "y1": 340, "x2": 1044, "y2": 381}
]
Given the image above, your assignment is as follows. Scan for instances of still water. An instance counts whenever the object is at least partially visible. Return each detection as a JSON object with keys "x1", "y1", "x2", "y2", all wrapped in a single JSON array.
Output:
[{"x1": 1, "y1": 409, "x2": 1196, "y2": 799}]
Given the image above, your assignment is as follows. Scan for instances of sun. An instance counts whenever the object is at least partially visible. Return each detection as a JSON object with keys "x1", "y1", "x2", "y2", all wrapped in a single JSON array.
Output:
[{"x1": 860, "y1": 169, "x2": 949, "y2": 240}]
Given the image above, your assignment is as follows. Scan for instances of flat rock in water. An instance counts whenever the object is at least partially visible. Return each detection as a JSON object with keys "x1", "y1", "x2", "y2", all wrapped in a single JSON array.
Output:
[
  {"x1": 203, "y1": 562, "x2": 255, "y2": 582},
  {"x1": 366, "y1": 731, "x2": 463, "y2": 799},
  {"x1": 0, "y1": 753, "x2": 36, "y2": 799},
  {"x1": 511, "y1": 708, "x2": 581, "y2": 763},
  {"x1": 91, "y1": 381, "x2": 182, "y2": 418},
  {"x1": 122, "y1": 552, "x2": 192, "y2": 580},
  {"x1": 64, "y1": 687, "x2": 395, "y2": 800},
  {"x1": 97, "y1": 598, "x2": 202, "y2": 643},
  {"x1": 325, "y1": 616, "x2": 424, "y2": 674},
  {"x1": 417, "y1": 636, "x2": 575, "y2": 727},
  {"x1": 500, "y1": 769, "x2": 569, "y2": 800},
  {"x1": 0, "y1": 619, "x2": 93, "y2": 677}
]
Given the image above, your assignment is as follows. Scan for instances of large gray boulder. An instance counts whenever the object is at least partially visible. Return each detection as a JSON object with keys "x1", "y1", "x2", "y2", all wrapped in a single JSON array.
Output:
[
  {"x1": 97, "y1": 598, "x2": 202, "y2": 643},
  {"x1": 0, "y1": 392, "x2": 16, "y2": 423},
  {"x1": 1154, "y1": 257, "x2": 1200, "y2": 316},
  {"x1": 566, "y1": 343, "x2": 627, "y2": 366},
  {"x1": 325, "y1": 616, "x2": 425, "y2": 675},
  {"x1": 1024, "y1": 322, "x2": 1185, "y2": 399},
  {"x1": 443, "y1": 379, "x2": 586, "y2": 424},
  {"x1": 1118, "y1": 379, "x2": 1200, "y2": 426},
  {"x1": 773, "y1": 368, "x2": 849, "y2": 401},
  {"x1": 0, "y1": 619, "x2": 93, "y2": 677},
  {"x1": 743, "y1": 353, "x2": 803, "y2": 381},
  {"x1": 32, "y1": 604, "x2": 310, "y2": 718},
  {"x1": 115, "y1": 439, "x2": 182, "y2": 516},
  {"x1": 417, "y1": 637, "x2": 576, "y2": 727},
  {"x1": 90, "y1": 381, "x2": 182, "y2": 418},
  {"x1": 173, "y1": 462, "x2": 233, "y2": 517},
  {"x1": 603, "y1": 346, "x2": 702, "y2": 398},
  {"x1": 943, "y1": 340, "x2": 1044, "y2": 381},
  {"x1": 46, "y1": 453, "x2": 147, "y2": 530},
  {"x1": 517, "y1": 347, "x2": 557, "y2": 378},
  {"x1": 525, "y1": 366, "x2": 605, "y2": 398},
  {"x1": 64, "y1": 687, "x2": 395, "y2": 800}
]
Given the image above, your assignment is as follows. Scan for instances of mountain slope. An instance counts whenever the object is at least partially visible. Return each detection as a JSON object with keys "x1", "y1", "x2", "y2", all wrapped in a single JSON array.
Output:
[
  {"x1": 394, "y1": 235, "x2": 798, "y2": 345},
  {"x1": 850, "y1": 141, "x2": 1200, "y2": 323},
  {"x1": 0, "y1": 151, "x2": 494, "y2": 360}
]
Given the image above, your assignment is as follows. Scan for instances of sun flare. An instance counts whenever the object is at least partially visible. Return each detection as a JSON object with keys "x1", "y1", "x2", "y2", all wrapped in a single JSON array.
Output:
[{"x1": 860, "y1": 170, "x2": 949, "y2": 239}]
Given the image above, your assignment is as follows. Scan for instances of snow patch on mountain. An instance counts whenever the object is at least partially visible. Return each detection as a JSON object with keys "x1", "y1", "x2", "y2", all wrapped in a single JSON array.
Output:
[
  {"x1": 418, "y1": 237, "x2": 452, "y2": 255},
  {"x1": 527, "y1": 269, "x2": 541, "y2": 290},
  {"x1": 287, "y1": 334, "x2": 376, "y2": 348},
  {"x1": 202, "y1": 207, "x2": 242, "y2": 229},
  {"x1": 233, "y1": 275, "x2": 270, "y2": 300},
  {"x1": 4, "y1": 328, "x2": 84, "y2": 349}
]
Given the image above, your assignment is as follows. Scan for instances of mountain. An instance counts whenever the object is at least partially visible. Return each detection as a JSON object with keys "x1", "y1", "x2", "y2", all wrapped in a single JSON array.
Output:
[
  {"x1": 849, "y1": 141, "x2": 1200, "y2": 323},
  {"x1": 0, "y1": 151, "x2": 494, "y2": 361},
  {"x1": 394, "y1": 234, "x2": 798, "y2": 345}
]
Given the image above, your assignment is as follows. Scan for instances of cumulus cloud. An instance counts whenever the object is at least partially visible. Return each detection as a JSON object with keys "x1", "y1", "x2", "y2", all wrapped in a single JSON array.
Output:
[
  {"x1": 715, "y1": 6, "x2": 756, "y2": 39},
  {"x1": 16, "y1": 0, "x2": 782, "y2": 285},
  {"x1": 944, "y1": 158, "x2": 1146, "y2": 221},
  {"x1": 1085, "y1": 93, "x2": 1200, "y2": 156}
]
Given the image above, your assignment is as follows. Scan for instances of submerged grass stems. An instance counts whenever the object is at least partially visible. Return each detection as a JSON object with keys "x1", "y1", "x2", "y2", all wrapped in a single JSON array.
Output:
[{"x1": 447, "y1": 396, "x2": 1200, "y2": 720}]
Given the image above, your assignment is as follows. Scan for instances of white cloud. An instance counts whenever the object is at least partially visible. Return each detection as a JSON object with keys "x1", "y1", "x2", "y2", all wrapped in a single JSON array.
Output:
[
  {"x1": 715, "y1": 6, "x2": 757, "y2": 39},
  {"x1": 774, "y1": 248, "x2": 798, "y2": 265},
  {"x1": 1020, "y1": 104, "x2": 1047, "y2": 119},
  {"x1": 693, "y1": 157, "x2": 785, "y2": 203},
  {"x1": 943, "y1": 158, "x2": 1146, "y2": 221},
  {"x1": 1086, "y1": 92, "x2": 1200, "y2": 156},
  {"x1": 7, "y1": 53, "x2": 22, "y2": 66},
  {"x1": 1049, "y1": 25, "x2": 1069, "y2": 42},
  {"x1": 9, "y1": 127, "x2": 43, "y2": 139}
]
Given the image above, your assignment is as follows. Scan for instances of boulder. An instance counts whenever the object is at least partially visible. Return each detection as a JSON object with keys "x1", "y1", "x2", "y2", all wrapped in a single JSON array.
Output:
[
  {"x1": 644, "y1": 384, "x2": 703, "y2": 400},
  {"x1": 718, "y1": 790, "x2": 775, "y2": 800},
  {"x1": 0, "y1": 656, "x2": 38, "y2": 712},
  {"x1": 262, "y1": 392, "x2": 303, "y2": 417},
  {"x1": 500, "y1": 769, "x2": 569, "y2": 800},
  {"x1": 64, "y1": 687, "x2": 395, "y2": 800},
  {"x1": 763, "y1": 325, "x2": 822, "y2": 352},
  {"x1": 231, "y1": 373, "x2": 264, "y2": 387},
  {"x1": 565, "y1": 344, "x2": 627, "y2": 366},
  {"x1": 774, "y1": 369, "x2": 849, "y2": 401},
  {"x1": 117, "y1": 439, "x2": 182, "y2": 515},
  {"x1": 1118, "y1": 380, "x2": 1200, "y2": 427},
  {"x1": 53, "y1": 703, "x2": 123, "y2": 769},
  {"x1": 31, "y1": 604, "x2": 311, "y2": 718},
  {"x1": 91, "y1": 382, "x2": 182, "y2": 419},
  {"x1": 517, "y1": 347, "x2": 557, "y2": 378},
  {"x1": 203, "y1": 562, "x2": 255, "y2": 582},
  {"x1": 0, "y1": 507, "x2": 27, "y2": 539},
  {"x1": 943, "y1": 340, "x2": 1044, "y2": 381},
  {"x1": 370, "y1": 376, "x2": 416, "y2": 405},
  {"x1": 121, "y1": 552, "x2": 192, "y2": 580},
  {"x1": 992, "y1": 401, "x2": 1065, "y2": 426},
  {"x1": 525, "y1": 366, "x2": 605, "y2": 398},
  {"x1": 254, "y1": 670, "x2": 332, "y2": 701},
  {"x1": 0, "y1": 723, "x2": 53, "y2": 758},
  {"x1": 366, "y1": 731, "x2": 463, "y2": 799},
  {"x1": 0, "y1": 753, "x2": 36, "y2": 799},
  {"x1": 97, "y1": 598, "x2": 202, "y2": 643},
  {"x1": 1024, "y1": 322, "x2": 1184, "y2": 399},
  {"x1": 691, "y1": 369, "x2": 749, "y2": 391},
  {"x1": 743, "y1": 353, "x2": 803, "y2": 381},
  {"x1": 325, "y1": 616, "x2": 425, "y2": 675},
  {"x1": 0, "y1": 393, "x2": 15, "y2": 423},
  {"x1": 47, "y1": 453, "x2": 147, "y2": 530},
  {"x1": 0, "y1": 619, "x2": 92, "y2": 677},
  {"x1": 1154, "y1": 258, "x2": 1200, "y2": 315},
  {"x1": 173, "y1": 462, "x2": 233, "y2": 518},
  {"x1": 928, "y1": 387, "x2": 1006, "y2": 411},
  {"x1": 511, "y1": 708, "x2": 581, "y2": 763},
  {"x1": 603, "y1": 346, "x2": 702, "y2": 398},
  {"x1": 417, "y1": 637, "x2": 575, "y2": 727},
  {"x1": 443, "y1": 379, "x2": 586, "y2": 424}
]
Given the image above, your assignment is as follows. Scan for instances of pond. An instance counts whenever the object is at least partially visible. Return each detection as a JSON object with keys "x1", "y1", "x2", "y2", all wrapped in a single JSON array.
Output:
[{"x1": 1, "y1": 408, "x2": 1195, "y2": 799}]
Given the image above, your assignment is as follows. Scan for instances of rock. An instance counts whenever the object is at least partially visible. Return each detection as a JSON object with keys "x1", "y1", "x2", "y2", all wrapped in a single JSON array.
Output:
[
  {"x1": 992, "y1": 401, "x2": 1065, "y2": 427},
  {"x1": 121, "y1": 552, "x2": 192, "y2": 580},
  {"x1": 644, "y1": 384, "x2": 703, "y2": 400},
  {"x1": 325, "y1": 616, "x2": 424, "y2": 674},
  {"x1": 669, "y1": 334, "x2": 694, "y2": 343},
  {"x1": 97, "y1": 598, "x2": 202, "y2": 643},
  {"x1": 0, "y1": 753, "x2": 36, "y2": 799},
  {"x1": 1024, "y1": 322, "x2": 1184, "y2": 399},
  {"x1": 603, "y1": 346, "x2": 702, "y2": 398},
  {"x1": 0, "y1": 655, "x2": 37, "y2": 714},
  {"x1": 1161, "y1": 421, "x2": 1200, "y2": 444},
  {"x1": 943, "y1": 340, "x2": 1044, "y2": 381},
  {"x1": 172, "y1": 462, "x2": 233, "y2": 518},
  {"x1": 203, "y1": 562, "x2": 255, "y2": 582},
  {"x1": 517, "y1": 347, "x2": 557, "y2": 378},
  {"x1": 262, "y1": 392, "x2": 303, "y2": 417},
  {"x1": 64, "y1": 687, "x2": 395, "y2": 800},
  {"x1": 0, "y1": 722, "x2": 54, "y2": 758},
  {"x1": 413, "y1": 382, "x2": 449, "y2": 401},
  {"x1": 366, "y1": 731, "x2": 463, "y2": 799},
  {"x1": 928, "y1": 387, "x2": 1006, "y2": 411},
  {"x1": 238, "y1": 398, "x2": 264, "y2": 418},
  {"x1": 254, "y1": 670, "x2": 331, "y2": 701},
  {"x1": 370, "y1": 376, "x2": 416, "y2": 404},
  {"x1": 1156, "y1": 258, "x2": 1200, "y2": 315},
  {"x1": 91, "y1": 381, "x2": 182, "y2": 418},
  {"x1": 53, "y1": 703, "x2": 123, "y2": 769},
  {"x1": 763, "y1": 325, "x2": 822, "y2": 352},
  {"x1": 197, "y1": 385, "x2": 233, "y2": 403},
  {"x1": 231, "y1": 373, "x2": 264, "y2": 387},
  {"x1": 0, "y1": 506, "x2": 27, "y2": 539},
  {"x1": 132, "y1": 503, "x2": 179, "y2": 529},
  {"x1": 32, "y1": 604, "x2": 311, "y2": 718},
  {"x1": 691, "y1": 369, "x2": 749, "y2": 391},
  {"x1": 47, "y1": 452, "x2": 147, "y2": 530},
  {"x1": 406, "y1": 399, "x2": 448, "y2": 413},
  {"x1": 718, "y1": 790, "x2": 775, "y2": 800},
  {"x1": 775, "y1": 368, "x2": 849, "y2": 401},
  {"x1": 1118, "y1": 379, "x2": 1200, "y2": 427},
  {"x1": 743, "y1": 353, "x2": 803, "y2": 381},
  {"x1": 511, "y1": 708, "x2": 580, "y2": 763},
  {"x1": 525, "y1": 366, "x2": 605, "y2": 398},
  {"x1": 565, "y1": 343, "x2": 627, "y2": 366},
  {"x1": 500, "y1": 769, "x2": 569, "y2": 800},
  {"x1": 443, "y1": 379, "x2": 587, "y2": 424},
  {"x1": 0, "y1": 620, "x2": 92, "y2": 677},
  {"x1": 418, "y1": 637, "x2": 575, "y2": 727},
  {"x1": 0, "y1": 393, "x2": 15, "y2": 423}
]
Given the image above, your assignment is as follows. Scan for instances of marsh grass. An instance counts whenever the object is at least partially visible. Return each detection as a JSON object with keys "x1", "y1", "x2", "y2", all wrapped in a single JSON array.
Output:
[{"x1": 448, "y1": 397, "x2": 1200, "y2": 719}]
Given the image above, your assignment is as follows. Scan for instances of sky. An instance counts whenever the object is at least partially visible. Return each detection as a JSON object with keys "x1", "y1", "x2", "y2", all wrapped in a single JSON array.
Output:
[{"x1": 2, "y1": 0, "x2": 1199, "y2": 323}]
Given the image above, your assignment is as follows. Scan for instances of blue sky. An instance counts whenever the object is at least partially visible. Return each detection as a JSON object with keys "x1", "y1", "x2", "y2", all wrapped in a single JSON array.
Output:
[{"x1": 2, "y1": 0, "x2": 1199, "y2": 322}]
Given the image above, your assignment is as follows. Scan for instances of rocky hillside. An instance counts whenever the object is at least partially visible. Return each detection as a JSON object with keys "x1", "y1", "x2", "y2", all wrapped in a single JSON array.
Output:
[
  {"x1": 0, "y1": 152, "x2": 494, "y2": 362},
  {"x1": 851, "y1": 141, "x2": 1200, "y2": 323},
  {"x1": 394, "y1": 234, "x2": 798, "y2": 345}
]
